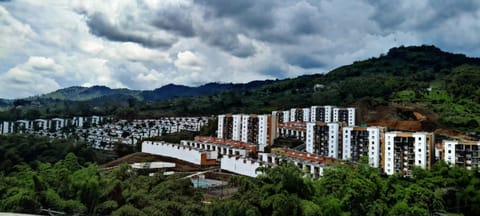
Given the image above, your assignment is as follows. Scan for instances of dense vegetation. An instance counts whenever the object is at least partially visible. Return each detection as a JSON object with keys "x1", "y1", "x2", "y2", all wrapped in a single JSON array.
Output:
[
  {"x1": 0, "y1": 135, "x2": 111, "y2": 174},
  {"x1": 2, "y1": 137, "x2": 479, "y2": 216},
  {"x1": 214, "y1": 160, "x2": 480, "y2": 216}
]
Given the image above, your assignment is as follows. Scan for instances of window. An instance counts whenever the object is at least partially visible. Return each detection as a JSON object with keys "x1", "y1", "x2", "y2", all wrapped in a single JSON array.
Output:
[{"x1": 418, "y1": 148, "x2": 421, "y2": 152}]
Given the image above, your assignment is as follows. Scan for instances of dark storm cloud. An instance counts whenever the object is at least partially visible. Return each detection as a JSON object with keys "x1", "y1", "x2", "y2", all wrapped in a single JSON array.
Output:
[
  {"x1": 197, "y1": 0, "x2": 274, "y2": 29},
  {"x1": 201, "y1": 30, "x2": 256, "y2": 58},
  {"x1": 369, "y1": 0, "x2": 480, "y2": 31},
  {"x1": 151, "y1": 6, "x2": 195, "y2": 37},
  {"x1": 286, "y1": 55, "x2": 325, "y2": 69},
  {"x1": 86, "y1": 12, "x2": 175, "y2": 48}
]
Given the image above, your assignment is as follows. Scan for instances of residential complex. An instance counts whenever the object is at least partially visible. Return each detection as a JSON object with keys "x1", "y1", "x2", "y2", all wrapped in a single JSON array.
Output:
[
  {"x1": 0, "y1": 116, "x2": 209, "y2": 150},
  {"x1": 4, "y1": 102, "x2": 477, "y2": 179}
]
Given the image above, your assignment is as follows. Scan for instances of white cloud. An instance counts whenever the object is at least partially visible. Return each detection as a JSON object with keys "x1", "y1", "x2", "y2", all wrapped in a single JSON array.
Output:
[
  {"x1": 174, "y1": 51, "x2": 205, "y2": 71},
  {"x1": 0, "y1": 5, "x2": 36, "y2": 58},
  {"x1": 0, "y1": 58, "x2": 62, "y2": 99},
  {"x1": 1, "y1": 0, "x2": 480, "y2": 99}
]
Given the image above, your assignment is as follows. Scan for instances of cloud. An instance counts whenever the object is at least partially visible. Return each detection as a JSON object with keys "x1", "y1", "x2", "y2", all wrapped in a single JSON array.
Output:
[
  {"x1": 174, "y1": 51, "x2": 205, "y2": 71},
  {"x1": 150, "y1": 4, "x2": 195, "y2": 37},
  {"x1": 86, "y1": 12, "x2": 176, "y2": 48},
  {"x1": 2, "y1": 0, "x2": 480, "y2": 99},
  {"x1": 0, "y1": 5, "x2": 36, "y2": 58},
  {"x1": 0, "y1": 57, "x2": 62, "y2": 98}
]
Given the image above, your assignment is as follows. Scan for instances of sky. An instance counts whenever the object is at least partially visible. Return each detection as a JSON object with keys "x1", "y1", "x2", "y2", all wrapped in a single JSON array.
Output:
[{"x1": 1, "y1": 0, "x2": 480, "y2": 99}]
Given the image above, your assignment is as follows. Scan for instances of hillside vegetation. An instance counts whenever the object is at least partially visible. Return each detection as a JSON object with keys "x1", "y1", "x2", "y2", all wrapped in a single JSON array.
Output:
[
  {"x1": 1, "y1": 135, "x2": 479, "y2": 215},
  {"x1": 137, "y1": 45, "x2": 480, "y2": 135},
  {"x1": 1, "y1": 45, "x2": 479, "y2": 135}
]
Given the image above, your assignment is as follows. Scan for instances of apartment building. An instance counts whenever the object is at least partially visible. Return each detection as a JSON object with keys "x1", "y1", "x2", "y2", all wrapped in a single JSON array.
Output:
[
  {"x1": 290, "y1": 108, "x2": 310, "y2": 122},
  {"x1": 333, "y1": 107, "x2": 356, "y2": 126},
  {"x1": 310, "y1": 105, "x2": 333, "y2": 123},
  {"x1": 278, "y1": 121, "x2": 307, "y2": 141},
  {"x1": 217, "y1": 114, "x2": 242, "y2": 140},
  {"x1": 443, "y1": 140, "x2": 480, "y2": 170},
  {"x1": 1, "y1": 121, "x2": 13, "y2": 134},
  {"x1": 240, "y1": 114, "x2": 273, "y2": 150},
  {"x1": 383, "y1": 131, "x2": 434, "y2": 176},
  {"x1": 34, "y1": 119, "x2": 48, "y2": 130},
  {"x1": 218, "y1": 114, "x2": 273, "y2": 151},
  {"x1": 272, "y1": 110, "x2": 290, "y2": 124},
  {"x1": 342, "y1": 126, "x2": 386, "y2": 168},
  {"x1": 306, "y1": 122, "x2": 341, "y2": 158}
]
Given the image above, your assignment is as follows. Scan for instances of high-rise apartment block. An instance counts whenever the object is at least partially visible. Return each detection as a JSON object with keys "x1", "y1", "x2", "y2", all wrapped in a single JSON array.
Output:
[
  {"x1": 218, "y1": 114, "x2": 274, "y2": 151},
  {"x1": 310, "y1": 105, "x2": 333, "y2": 123},
  {"x1": 290, "y1": 108, "x2": 310, "y2": 122},
  {"x1": 272, "y1": 110, "x2": 290, "y2": 124},
  {"x1": 333, "y1": 107, "x2": 356, "y2": 126},
  {"x1": 383, "y1": 132, "x2": 434, "y2": 176},
  {"x1": 306, "y1": 122, "x2": 341, "y2": 158},
  {"x1": 342, "y1": 126, "x2": 386, "y2": 168}
]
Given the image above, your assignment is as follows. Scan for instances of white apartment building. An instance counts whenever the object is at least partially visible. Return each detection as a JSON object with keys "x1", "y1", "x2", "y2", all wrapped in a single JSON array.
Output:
[
  {"x1": 306, "y1": 122, "x2": 340, "y2": 158},
  {"x1": 333, "y1": 107, "x2": 355, "y2": 126},
  {"x1": 443, "y1": 140, "x2": 480, "y2": 170},
  {"x1": 1, "y1": 121, "x2": 12, "y2": 134},
  {"x1": 218, "y1": 114, "x2": 273, "y2": 150},
  {"x1": 272, "y1": 110, "x2": 290, "y2": 124},
  {"x1": 342, "y1": 126, "x2": 385, "y2": 168},
  {"x1": 290, "y1": 108, "x2": 310, "y2": 122},
  {"x1": 310, "y1": 105, "x2": 333, "y2": 123},
  {"x1": 384, "y1": 131, "x2": 434, "y2": 176}
]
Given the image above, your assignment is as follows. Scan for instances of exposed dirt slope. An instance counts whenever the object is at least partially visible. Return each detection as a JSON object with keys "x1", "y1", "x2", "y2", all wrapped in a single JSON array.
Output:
[{"x1": 356, "y1": 101, "x2": 476, "y2": 140}]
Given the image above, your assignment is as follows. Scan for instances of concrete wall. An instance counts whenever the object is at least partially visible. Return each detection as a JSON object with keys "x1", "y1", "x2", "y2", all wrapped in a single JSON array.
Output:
[
  {"x1": 221, "y1": 155, "x2": 262, "y2": 177},
  {"x1": 142, "y1": 141, "x2": 217, "y2": 165}
]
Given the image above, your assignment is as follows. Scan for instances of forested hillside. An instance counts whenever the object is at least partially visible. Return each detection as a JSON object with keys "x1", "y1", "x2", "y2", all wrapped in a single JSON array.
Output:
[
  {"x1": 1, "y1": 45, "x2": 479, "y2": 135},
  {"x1": 1, "y1": 134, "x2": 479, "y2": 215}
]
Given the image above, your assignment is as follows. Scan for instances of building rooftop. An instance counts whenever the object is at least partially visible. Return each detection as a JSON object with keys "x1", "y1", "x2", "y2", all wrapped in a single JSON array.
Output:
[
  {"x1": 194, "y1": 136, "x2": 257, "y2": 152},
  {"x1": 271, "y1": 148, "x2": 335, "y2": 165}
]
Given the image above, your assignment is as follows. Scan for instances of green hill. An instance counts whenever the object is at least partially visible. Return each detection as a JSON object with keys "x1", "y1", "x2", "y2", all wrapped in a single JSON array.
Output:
[
  {"x1": 1, "y1": 45, "x2": 479, "y2": 136},
  {"x1": 137, "y1": 45, "x2": 480, "y2": 135}
]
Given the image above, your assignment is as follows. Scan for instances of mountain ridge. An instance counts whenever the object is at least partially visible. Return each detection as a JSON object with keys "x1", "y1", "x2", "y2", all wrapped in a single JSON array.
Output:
[{"x1": 1, "y1": 45, "x2": 479, "y2": 137}]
